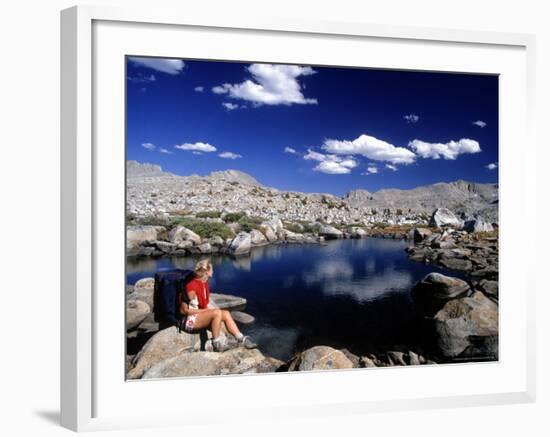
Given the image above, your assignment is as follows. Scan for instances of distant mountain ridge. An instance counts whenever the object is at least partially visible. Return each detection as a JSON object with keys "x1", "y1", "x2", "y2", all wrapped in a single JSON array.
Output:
[
  {"x1": 207, "y1": 170, "x2": 261, "y2": 186},
  {"x1": 126, "y1": 160, "x2": 498, "y2": 222},
  {"x1": 127, "y1": 160, "x2": 174, "y2": 178},
  {"x1": 127, "y1": 160, "x2": 261, "y2": 186},
  {"x1": 345, "y1": 180, "x2": 498, "y2": 221}
]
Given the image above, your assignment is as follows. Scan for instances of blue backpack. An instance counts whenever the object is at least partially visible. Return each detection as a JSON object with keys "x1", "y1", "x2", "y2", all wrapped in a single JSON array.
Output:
[{"x1": 153, "y1": 269, "x2": 196, "y2": 330}]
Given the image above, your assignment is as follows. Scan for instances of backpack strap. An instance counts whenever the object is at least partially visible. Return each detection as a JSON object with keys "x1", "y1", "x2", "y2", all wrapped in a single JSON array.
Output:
[{"x1": 176, "y1": 277, "x2": 187, "y2": 333}]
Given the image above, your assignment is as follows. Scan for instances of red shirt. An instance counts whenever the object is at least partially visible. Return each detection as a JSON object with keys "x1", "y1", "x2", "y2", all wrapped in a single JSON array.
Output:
[{"x1": 185, "y1": 278, "x2": 210, "y2": 309}]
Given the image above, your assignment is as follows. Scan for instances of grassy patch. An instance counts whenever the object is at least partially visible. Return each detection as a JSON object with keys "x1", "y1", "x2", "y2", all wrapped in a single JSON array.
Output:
[
  {"x1": 220, "y1": 212, "x2": 266, "y2": 232},
  {"x1": 472, "y1": 229, "x2": 499, "y2": 240},
  {"x1": 372, "y1": 223, "x2": 415, "y2": 233},
  {"x1": 223, "y1": 212, "x2": 247, "y2": 223},
  {"x1": 171, "y1": 217, "x2": 234, "y2": 239},
  {"x1": 238, "y1": 215, "x2": 264, "y2": 232},
  {"x1": 195, "y1": 210, "x2": 222, "y2": 219},
  {"x1": 128, "y1": 215, "x2": 171, "y2": 227}
]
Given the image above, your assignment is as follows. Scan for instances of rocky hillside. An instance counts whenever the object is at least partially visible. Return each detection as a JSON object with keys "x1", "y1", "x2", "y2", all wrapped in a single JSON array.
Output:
[
  {"x1": 345, "y1": 180, "x2": 498, "y2": 222},
  {"x1": 208, "y1": 169, "x2": 261, "y2": 186},
  {"x1": 128, "y1": 161, "x2": 260, "y2": 185},
  {"x1": 127, "y1": 160, "x2": 175, "y2": 179},
  {"x1": 127, "y1": 161, "x2": 498, "y2": 224}
]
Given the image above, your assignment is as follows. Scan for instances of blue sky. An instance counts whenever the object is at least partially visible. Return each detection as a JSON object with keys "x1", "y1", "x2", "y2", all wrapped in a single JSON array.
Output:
[{"x1": 126, "y1": 57, "x2": 498, "y2": 196}]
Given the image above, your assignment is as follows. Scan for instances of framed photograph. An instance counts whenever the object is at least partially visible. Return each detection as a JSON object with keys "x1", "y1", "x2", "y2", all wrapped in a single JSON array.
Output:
[{"x1": 61, "y1": 5, "x2": 536, "y2": 432}]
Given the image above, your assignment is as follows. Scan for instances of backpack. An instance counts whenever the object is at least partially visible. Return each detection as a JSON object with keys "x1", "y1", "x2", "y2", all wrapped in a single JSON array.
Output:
[{"x1": 153, "y1": 269, "x2": 196, "y2": 329}]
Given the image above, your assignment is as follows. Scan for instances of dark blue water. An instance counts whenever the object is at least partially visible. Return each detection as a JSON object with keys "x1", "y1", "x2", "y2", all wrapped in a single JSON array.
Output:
[{"x1": 127, "y1": 238, "x2": 464, "y2": 361}]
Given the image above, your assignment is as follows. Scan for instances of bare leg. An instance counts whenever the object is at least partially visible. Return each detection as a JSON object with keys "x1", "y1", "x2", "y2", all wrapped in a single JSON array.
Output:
[
  {"x1": 191, "y1": 309, "x2": 223, "y2": 338},
  {"x1": 221, "y1": 310, "x2": 241, "y2": 337}
]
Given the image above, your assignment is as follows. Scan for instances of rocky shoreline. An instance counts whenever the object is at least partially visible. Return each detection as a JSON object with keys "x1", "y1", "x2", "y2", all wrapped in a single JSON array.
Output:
[
  {"x1": 127, "y1": 205, "x2": 496, "y2": 258},
  {"x1": 127, "y1": 215, "x2": 369, "y2": 259},
  {"x1": 127, "y1": 207, "x2": 497, "y2": 291},
  {"x1": 406, "y1": 228, "x2": 498, "y2": 295}
]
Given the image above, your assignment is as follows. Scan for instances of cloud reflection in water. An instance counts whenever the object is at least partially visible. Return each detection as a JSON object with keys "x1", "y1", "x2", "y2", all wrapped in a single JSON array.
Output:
[{"x1": 303, "y1": 258, "x2": 413, "y2": 303}]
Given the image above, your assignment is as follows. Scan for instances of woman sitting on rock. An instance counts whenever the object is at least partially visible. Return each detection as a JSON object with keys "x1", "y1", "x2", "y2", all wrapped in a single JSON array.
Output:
[{"x1": 179, "y1": 258, "x2": 257, "y2": 352}]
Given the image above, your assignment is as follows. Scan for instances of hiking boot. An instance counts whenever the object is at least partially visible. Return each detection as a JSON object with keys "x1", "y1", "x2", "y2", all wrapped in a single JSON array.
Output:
[
  {"x1": 212, "y1": 338, "x2": 230, "y2": 352},
  {"x1": 239, "y1": 336, "x2": 257, "y2": 349}
]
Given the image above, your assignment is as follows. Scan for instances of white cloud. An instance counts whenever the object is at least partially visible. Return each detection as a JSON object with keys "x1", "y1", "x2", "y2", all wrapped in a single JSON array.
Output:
[
  {"x1": 322, "y1": 134, "x2": 416, "y2": 165},
  {"x1": 315, "y1": 161, "x2": 356, "y2": 174},
  {"x1": 473, "y1": 120, "x2": 487, "y2": 128},
  {"x1": 284, "y1": 147, "x2": 298, "y2": 154},
  {"x1": 174, "y1": 142, "x2": 217, "y2": 153},
  {"x1": 159, "y1": 148, "x2": 172, "y2": 154},
  {"x1": 304, "y1": 149, "x2": 327, "y2": 162},
  {"x1": 212, "y1": 63, "x2": 317, "y2": 106},
  {"x1": 222, "y1": 102, "x2": 240, "y2": 110},
  {"x1": 304, "y1": 149, "x2": 358, "y2": 174},
  {"x1": 141, "y1": 142, "x2": 155, "y2": 151},
  {"x1": 127, "y1": 73, "x2": 156, "y2": 84},
  {"x1": 404, "y1": 114, "x2": 419, "y2": 123},
  {"x1": 486, "y1": 162, "x2": 498, "y2": 170},
  {"x1": 192, "y1": 151, "x2": 203, "y2": 155},
  {"x1": 219, "y1": 152, "x2": 242, "y2": 159},
  {"x1": 194, "y1": 86, "x2": 204, "y2": 92},
  {"x1": 408, "y1": 138, "x2": 481, "y2": 160},
  {"x1": 129, "y1": 57, "x2": 185, "y2": 75},
  {"x1": 385, "y1": 164, "x2": 397, "y2": 171},
  {"x1": 361, "y1": 166, "x2": 379, "y2": 176}
]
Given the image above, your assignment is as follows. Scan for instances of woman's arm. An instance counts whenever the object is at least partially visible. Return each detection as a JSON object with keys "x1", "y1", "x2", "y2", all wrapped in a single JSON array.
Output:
[{"x1": 180, "y1": 291, "x2": 202, "y2": 315}]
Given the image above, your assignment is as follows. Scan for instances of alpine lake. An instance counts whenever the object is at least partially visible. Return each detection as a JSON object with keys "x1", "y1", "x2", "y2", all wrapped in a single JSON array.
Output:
[{"x1": 127, "y1": 237, "x2": 467, "y2": 362}]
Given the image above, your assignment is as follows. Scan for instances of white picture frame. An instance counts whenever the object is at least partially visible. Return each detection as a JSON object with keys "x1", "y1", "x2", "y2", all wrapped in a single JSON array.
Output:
[{"x1": 60, "y1": 4, "x2": 537, "y2": 432}]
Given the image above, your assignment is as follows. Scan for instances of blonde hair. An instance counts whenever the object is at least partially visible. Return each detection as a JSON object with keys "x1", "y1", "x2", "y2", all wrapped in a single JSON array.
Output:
[{"x1": 194, "y1": 258, "x2": 212, "y2": 278}]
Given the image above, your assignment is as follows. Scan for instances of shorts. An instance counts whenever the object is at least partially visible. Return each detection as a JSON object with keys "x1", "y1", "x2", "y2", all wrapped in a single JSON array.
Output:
[{"x1": 182, "y1": 314, "x2": 198, "y2": 333}]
